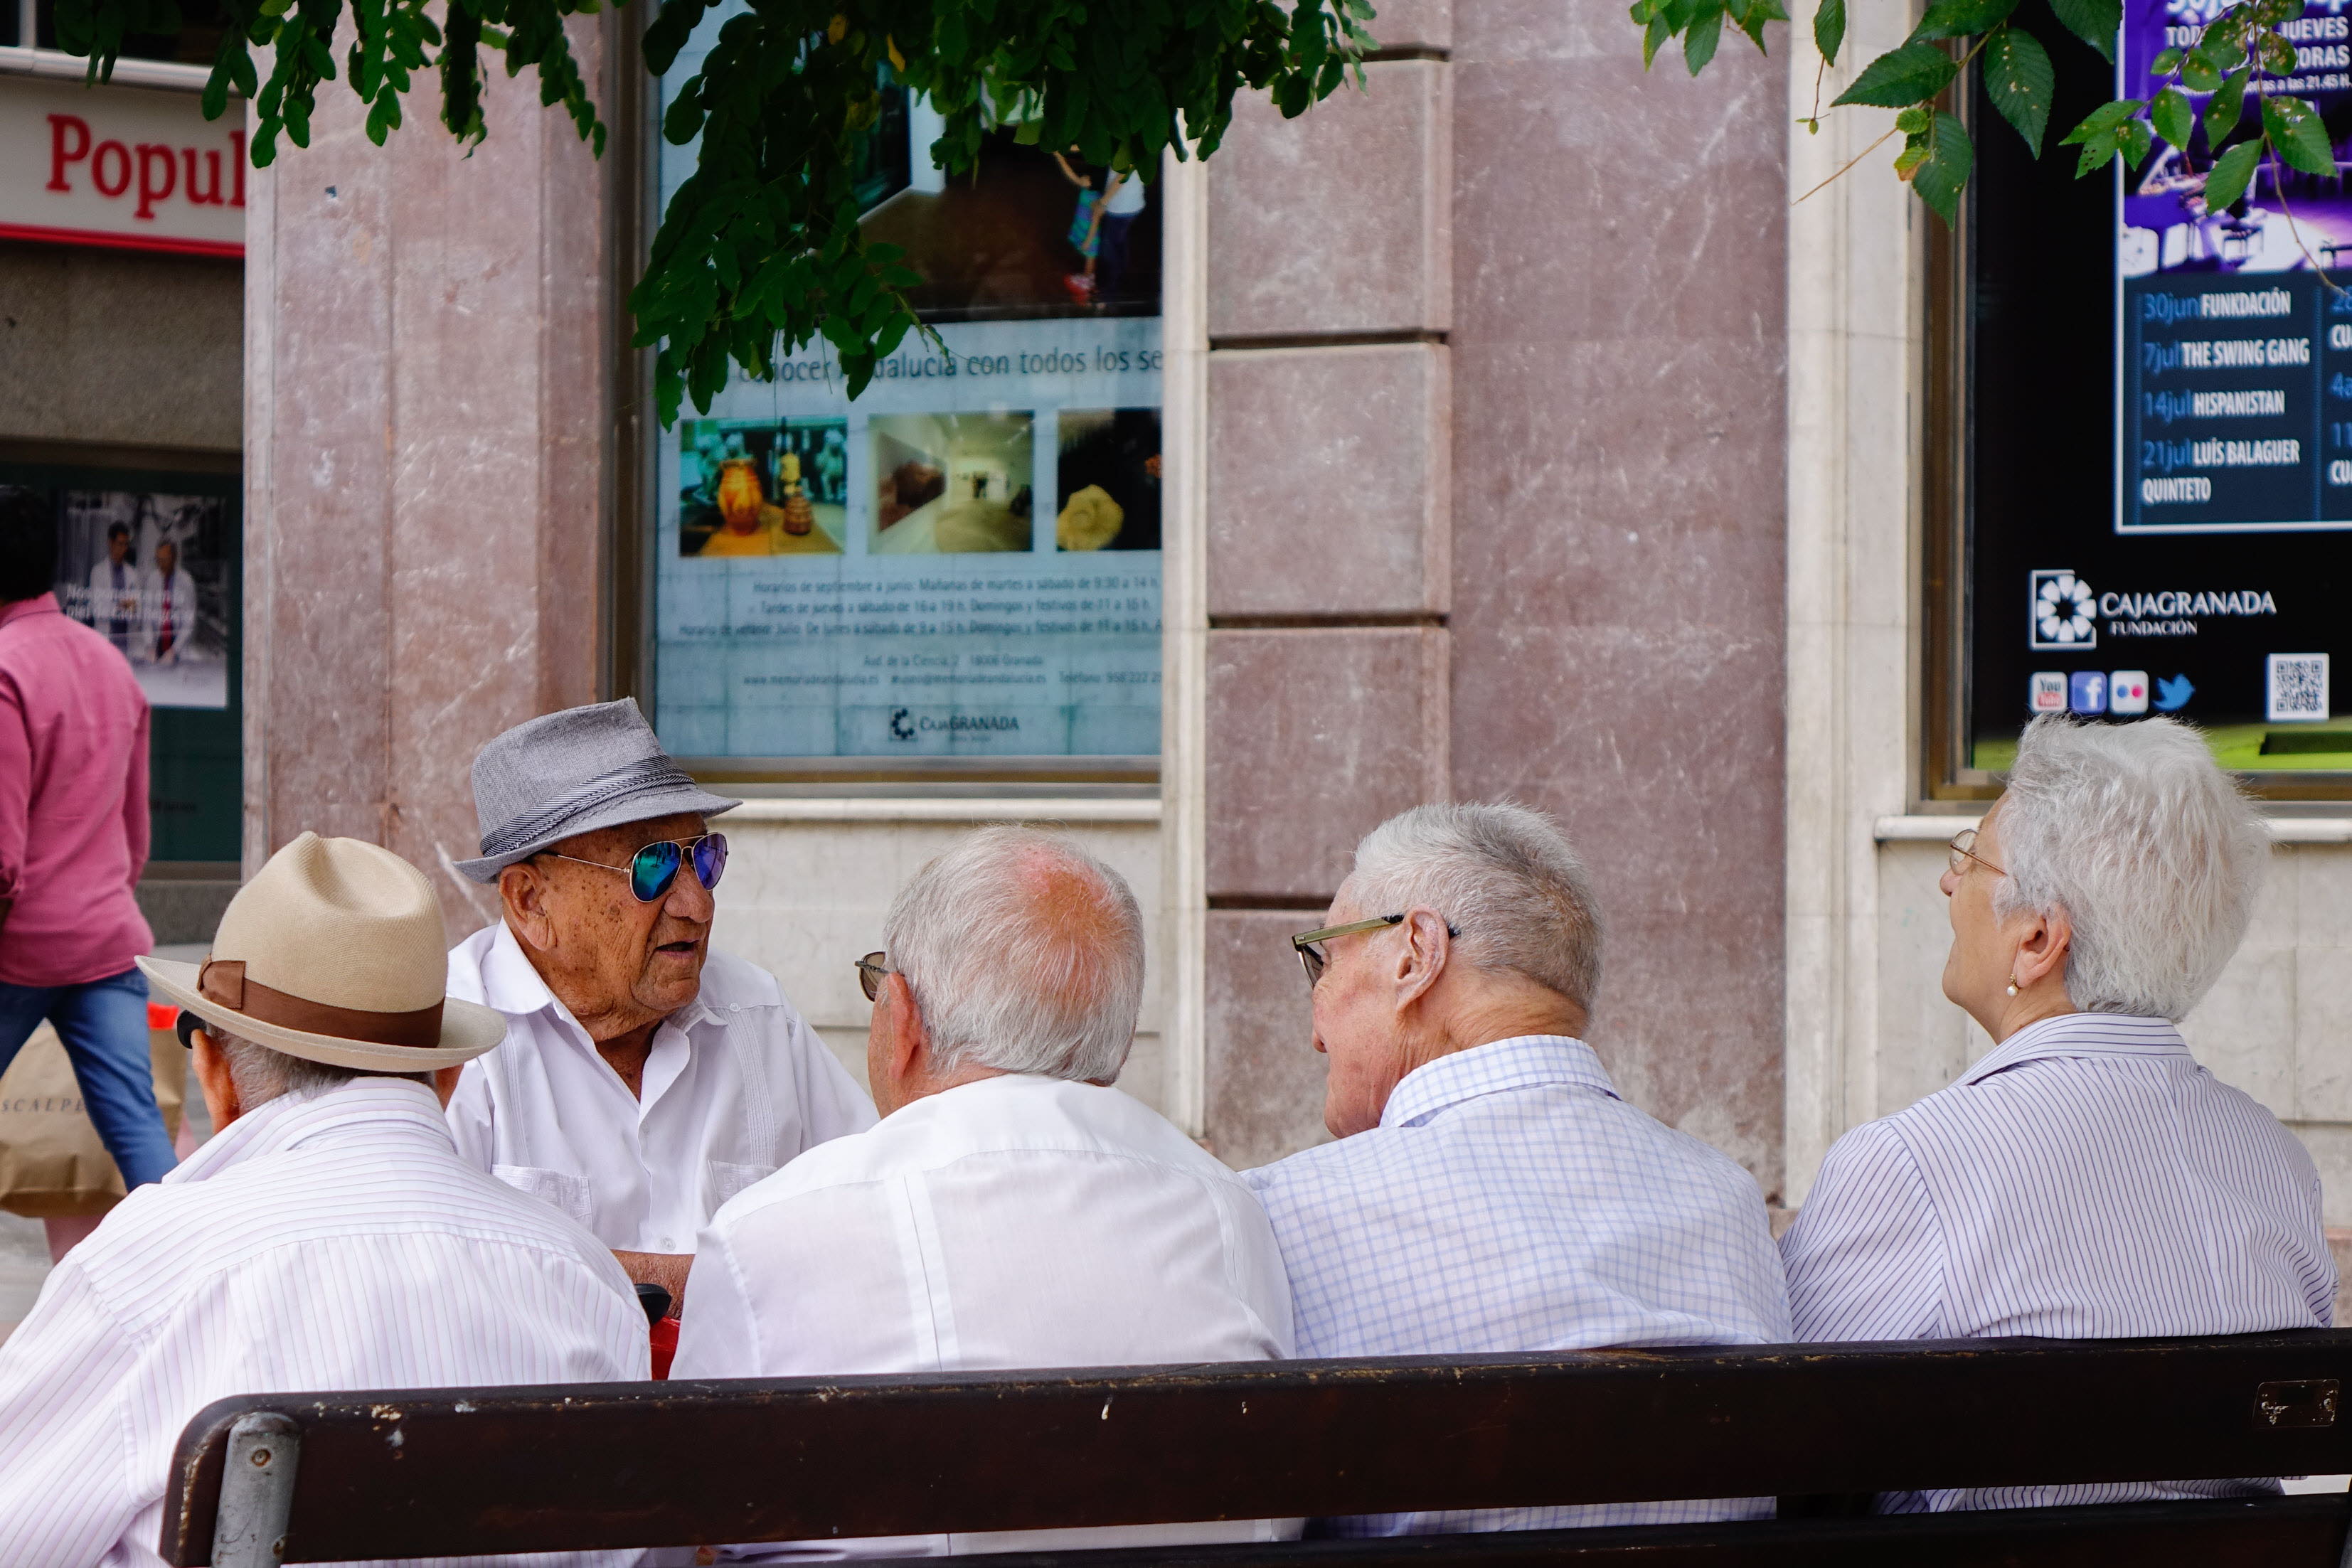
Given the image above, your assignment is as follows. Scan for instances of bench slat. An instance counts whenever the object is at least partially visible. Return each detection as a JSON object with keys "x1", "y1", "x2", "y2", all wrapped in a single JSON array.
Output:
[
  {"x1": 160, "y1": 1333, "x2": 2352, "y2": 1563},
  {"x1": 863, "y1": 1497, "x2": 2352, "y2": 1568}
]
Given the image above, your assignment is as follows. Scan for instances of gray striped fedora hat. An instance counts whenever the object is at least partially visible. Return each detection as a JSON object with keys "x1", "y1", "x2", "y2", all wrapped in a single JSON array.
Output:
[{"x1": 453, "y1": 698, "x2": 739, "y2": 884}]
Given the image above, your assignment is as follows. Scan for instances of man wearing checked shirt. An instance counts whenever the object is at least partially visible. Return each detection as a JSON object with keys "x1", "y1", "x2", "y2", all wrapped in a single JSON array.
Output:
[{"x1": 1246, "y1": 802, "x2": 1789, "y2": 1537}]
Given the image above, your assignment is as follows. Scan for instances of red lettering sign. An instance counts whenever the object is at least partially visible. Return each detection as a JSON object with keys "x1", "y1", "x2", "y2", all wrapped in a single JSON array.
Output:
[{"x1": 15, "y1": 87, "x2": 245, "y2": 256}]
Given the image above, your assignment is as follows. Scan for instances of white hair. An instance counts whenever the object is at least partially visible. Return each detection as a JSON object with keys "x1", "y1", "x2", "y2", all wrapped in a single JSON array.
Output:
[
  {"x1": 883, "y1": 825, "x2": 1145, "y2": 1082},
  {"x1": 202, "y1": 1025, "x2": 430, "y2": 1106},
  {"x1": 1994, "y1": 715, "x2": 2267, "y2": 1020},
  {"x1": 1343, "y1": 801, "x2": 1603, "y2": 1009}
]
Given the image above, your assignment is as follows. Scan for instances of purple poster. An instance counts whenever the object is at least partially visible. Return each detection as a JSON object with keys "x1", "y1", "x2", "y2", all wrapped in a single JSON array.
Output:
[
  {"x1": 2123, "y1": 0, "x2": 2352, "y2": 274},
  {"x1": 2117, "y1": 0, "x2": 2352, "y2": 534}
]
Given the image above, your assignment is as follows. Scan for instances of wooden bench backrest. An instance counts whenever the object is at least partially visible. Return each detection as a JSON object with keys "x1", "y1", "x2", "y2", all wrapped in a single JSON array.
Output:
[{"x1": 162, "y1": 1332, "x2": 2352, "y2": 1564}]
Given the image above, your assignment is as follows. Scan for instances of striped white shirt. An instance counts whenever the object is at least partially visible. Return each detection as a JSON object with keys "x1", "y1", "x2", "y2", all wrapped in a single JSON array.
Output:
[
  {"x1": 1782, "y1": 1011, "x2": 2335, "y2": 1513},
  {"x1": 1243, "y1": 1035, "x2": 1793, "y2": 1535},
  {"x1": 0, "y1": 1078, "x2": 653, "y2": 1568}
]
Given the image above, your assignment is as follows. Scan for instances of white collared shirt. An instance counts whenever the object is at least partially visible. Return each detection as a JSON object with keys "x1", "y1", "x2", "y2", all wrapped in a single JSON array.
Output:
[
  {"x1": 0, "y1": 1079, "x2": 651, "y2": 1568},
  {"x1": 671, "y1": 1073, "x2": 1296, "y2": 1560},
  {"x1": 1243, "y1": 1035, "x2": 1792, "y2": 1536},
  {"x1": 445, "y1": 923, "x2": 876, "y2": 1253},
  {"x1": 1782, "y1": 1011, "x2": 2335, "y2": 1512}
]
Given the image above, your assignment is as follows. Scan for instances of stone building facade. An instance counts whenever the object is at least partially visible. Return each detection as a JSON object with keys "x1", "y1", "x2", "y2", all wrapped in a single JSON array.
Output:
[{"x1": 7, "y1": 0, "x2": 2350, "y2": 1237}]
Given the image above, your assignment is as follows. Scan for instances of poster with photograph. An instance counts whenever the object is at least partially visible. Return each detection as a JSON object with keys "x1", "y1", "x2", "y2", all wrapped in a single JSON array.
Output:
[
  {"x1": 49, "y1": 489, "x2": 232, "y2": 709},
  {"x1": 679, "y1": 418, "x2": 849, "y2": 558},
  {"x1": 649, "y1": 5, "x2": 1163, "y2": 766}
]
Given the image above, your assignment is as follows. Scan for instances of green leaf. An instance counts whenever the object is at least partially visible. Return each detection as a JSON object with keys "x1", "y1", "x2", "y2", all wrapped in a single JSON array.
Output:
[
  {"x1": 1813, "y1": 0, "x2": 1843, "y2": 63},
  {"x1": 2262, "y1": 92, "x2": 2336, "y2": 176},
  {"x1": 2151, "y1": 45, "x2": 2181, "y2": 73},
  {"x1": 1907, "y1": 0, "x2": 2016, "y2": 43},
  {"x1": 2060, "y1": 97, "x2": 2144, "y2": 141},
  {"x1": 2204, "y1": 136, "x2": 2262, "y2": 210},
  {"x1": 2206, "y1": 65, "x2": 2250, "y2": 144},
  {"x1": 1683, "y1": 0, "x2": 1723, "y2": 73},
  {"x1": 2150, "y1": 84, "x2": 2193, "y2": 150},
  {"x1": 1897, "y1": 105, "x2": 1932, "y2": 132},
  {"x1": 2047, "y1": 0, "x2": 2119, "y2": 60},
  {"x1": 2257, "y1": 28, "x2": 2296, "y2": 73},
  {"x1": 2179, "y1": 51, "x2": 2220, "y2": 90},
  {"x1": 1907, "y1": 109, "x2": 1974, "y2": 223},
  {"x1": 1830, "y1": 41, "x2": 1959, "y2": 107},
  {"x1": 1984, "y1": 25, "x2": 2054, "y2": 154}
]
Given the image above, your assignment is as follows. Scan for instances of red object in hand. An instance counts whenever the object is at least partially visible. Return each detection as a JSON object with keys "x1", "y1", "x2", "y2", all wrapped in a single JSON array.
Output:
[
  {"x1": 649, "y1": 1314, "x2": 679, "y2": 1380},
  {"x1": 147, "y1": 1003, "x2": 178, "y2": 1030}
]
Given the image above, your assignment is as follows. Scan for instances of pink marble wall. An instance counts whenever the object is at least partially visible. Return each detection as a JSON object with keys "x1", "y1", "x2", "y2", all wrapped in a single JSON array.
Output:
[
  {"x1": 1447, "y1": 6, "x2": 1788, "y2": 1196},
  {"x1": 243, "y1": 24, "x2": 614, "y2": 938},
  {"x1": 1201, "y1": 4, "x2": 1789, "y2": 1194}
]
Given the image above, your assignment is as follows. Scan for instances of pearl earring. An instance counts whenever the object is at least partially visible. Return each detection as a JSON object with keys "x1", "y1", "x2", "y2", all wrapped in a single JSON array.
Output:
[{"x1": 2006, "y1": 974, "x2": 2020, "y2": 997}]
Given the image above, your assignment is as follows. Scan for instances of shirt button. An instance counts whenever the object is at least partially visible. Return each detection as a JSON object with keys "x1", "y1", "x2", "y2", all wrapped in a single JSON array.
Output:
[{"x1": 729, "y1": 1004, "x2": 741, "y2": 1013}]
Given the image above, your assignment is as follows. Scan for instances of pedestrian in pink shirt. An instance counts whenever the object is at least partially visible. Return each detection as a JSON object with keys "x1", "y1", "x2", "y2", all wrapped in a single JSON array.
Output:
[{"x1": 0, "y1": 486, "x2": 176, "y2": 1190}]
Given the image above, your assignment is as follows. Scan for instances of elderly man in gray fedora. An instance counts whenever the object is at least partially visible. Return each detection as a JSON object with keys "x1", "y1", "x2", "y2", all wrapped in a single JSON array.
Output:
[{"x1": 445, "y1": 699, "x2": 873, "y2": 1338}]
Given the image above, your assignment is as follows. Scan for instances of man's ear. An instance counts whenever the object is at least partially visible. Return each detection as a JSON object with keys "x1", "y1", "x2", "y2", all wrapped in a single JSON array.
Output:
[
  {"x1": 2012, "y1": 904, "x2": 2072, "y2": 991},
  {"x1": 884, "y1": 971, "x2": 930, "y2": 1087},
  {"x1": 190, "y1": 1028, "x2": 243, "y2": 1131},
  {"x1": 1393, "y1": 908, "x2": 1451, "y2": 1011},
  {"x1": 499, "y1": 862, "x2": 555, "y2": 951}
]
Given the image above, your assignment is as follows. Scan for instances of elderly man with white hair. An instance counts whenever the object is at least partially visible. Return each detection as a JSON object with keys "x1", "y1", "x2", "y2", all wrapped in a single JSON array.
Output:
[
  {"x1": 671, "y1": 825, "x2": 1293, "y2": 1559},
  {"x1": 1245, "y1": 802, "x2": 1791, "y2": 1537},
  {"x1": 1782, "y1": 715, "x2": 2334, "y2": 1510}
]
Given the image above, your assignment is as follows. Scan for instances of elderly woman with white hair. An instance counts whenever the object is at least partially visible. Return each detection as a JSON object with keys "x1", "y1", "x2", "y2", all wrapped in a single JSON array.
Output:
[{"x1": 1782, "y1": 714, "x2": 2335, "y2": 1512}]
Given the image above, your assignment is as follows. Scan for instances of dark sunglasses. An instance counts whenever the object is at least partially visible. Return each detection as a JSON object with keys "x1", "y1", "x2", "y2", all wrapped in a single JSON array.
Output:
[
  {"x1": 546, "y1": 832, "x2": 728, "y2": 903},
  {"x1": 856, "y1": 951, "x2": 894, "y2": 1003}
]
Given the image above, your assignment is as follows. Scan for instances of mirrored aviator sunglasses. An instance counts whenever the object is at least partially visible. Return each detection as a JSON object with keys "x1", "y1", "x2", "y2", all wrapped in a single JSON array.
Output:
[{"x1": 627, "y1": 833, "x2": 729, "y2": 902}]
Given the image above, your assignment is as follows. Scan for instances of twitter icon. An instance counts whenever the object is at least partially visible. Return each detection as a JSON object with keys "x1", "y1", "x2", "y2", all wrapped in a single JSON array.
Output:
[{"x1": 2154, "y1": 674, "x2": 2194, "y2": 712}]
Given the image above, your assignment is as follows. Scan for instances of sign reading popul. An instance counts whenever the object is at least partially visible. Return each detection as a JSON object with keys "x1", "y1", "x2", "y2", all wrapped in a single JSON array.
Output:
[{"x1": 1, "y1": 78, "x2": 243, "y2": 257}]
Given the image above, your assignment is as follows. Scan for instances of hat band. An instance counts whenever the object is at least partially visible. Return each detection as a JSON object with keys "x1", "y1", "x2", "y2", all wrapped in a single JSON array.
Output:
[{"x1": 198, "y1": 959, "x2": 446, "y2": 1051}]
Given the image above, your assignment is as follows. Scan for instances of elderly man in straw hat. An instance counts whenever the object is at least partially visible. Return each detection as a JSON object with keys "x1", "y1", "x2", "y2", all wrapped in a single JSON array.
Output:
[
  {"x1": 0, "y1": 833, "x2": 651, "y2": 1568},
  {"x1": 444, "y1": 699, "x2": 873, "y2": 1327}
]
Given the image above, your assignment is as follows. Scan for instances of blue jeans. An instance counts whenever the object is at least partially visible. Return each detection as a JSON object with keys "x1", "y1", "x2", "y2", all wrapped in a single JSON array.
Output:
[{"x1": 0, "y1": 967, "x2": 177, "y2": 1189}]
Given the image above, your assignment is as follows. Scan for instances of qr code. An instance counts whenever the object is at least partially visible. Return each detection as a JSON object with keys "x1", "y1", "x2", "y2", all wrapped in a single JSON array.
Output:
[{"x1": 2267, "y1": 654, "x2": 2331, "y2": 722}]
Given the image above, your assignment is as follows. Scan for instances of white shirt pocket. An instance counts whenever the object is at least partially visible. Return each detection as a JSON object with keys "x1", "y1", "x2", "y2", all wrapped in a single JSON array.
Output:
[
  {"x1": 705, "y1": 1159, "x2": 773, "y2": 1217},
  {"x1": 492, "y1": 1164, "x2": 595, "y2": 1228}
]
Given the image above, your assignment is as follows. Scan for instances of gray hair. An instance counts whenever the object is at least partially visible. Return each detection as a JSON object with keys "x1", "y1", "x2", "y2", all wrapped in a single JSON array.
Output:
[
  {"x1": 883, "y1": 825, "x2": 1146, "y2": 1082},
  {"x1": 202, "y1": 1025, "x2": 430, "y2": 1108},
  {"x1": 1994, "y1": 715, "x2": 2267, "y2": 1020},
  {"x1": 1343, "y1": 801, "x2": 1604, "y2": 1010}
]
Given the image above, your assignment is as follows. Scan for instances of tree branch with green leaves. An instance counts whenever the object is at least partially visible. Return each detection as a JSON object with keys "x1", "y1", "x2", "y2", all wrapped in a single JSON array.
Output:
[
  {"x1": 53, "y1": 0, "x2": 1375, "y2": 417},
  {"x1": 1634, "y1": 0, "x2": 2340, "y2": 238}
]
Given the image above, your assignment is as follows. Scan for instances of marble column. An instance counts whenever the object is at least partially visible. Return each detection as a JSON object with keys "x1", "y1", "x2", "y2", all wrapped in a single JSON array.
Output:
[
  {"x1": 1202, "y1": 28, "x2": 1456, "y2": 1167},
  {"x1": 242, "y1": 21, "x2": 621, "y2": 938}
]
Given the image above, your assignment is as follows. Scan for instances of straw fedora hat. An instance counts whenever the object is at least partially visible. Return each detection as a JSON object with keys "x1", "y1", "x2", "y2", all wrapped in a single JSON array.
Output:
[{"x1": 137, "y1": 832, "x2": 506, "y2": 1071}]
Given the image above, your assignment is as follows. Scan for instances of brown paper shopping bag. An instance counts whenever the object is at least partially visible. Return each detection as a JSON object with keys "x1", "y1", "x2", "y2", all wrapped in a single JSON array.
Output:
[{"x1": 0, "y1": 1014, "x2": 188, "y2": 1218}]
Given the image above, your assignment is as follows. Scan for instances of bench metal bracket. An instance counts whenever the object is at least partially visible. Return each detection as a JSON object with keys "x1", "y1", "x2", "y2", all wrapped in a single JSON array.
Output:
[{"x1": 213, "y1": 1412, "x2": 302, "y2": 1568}]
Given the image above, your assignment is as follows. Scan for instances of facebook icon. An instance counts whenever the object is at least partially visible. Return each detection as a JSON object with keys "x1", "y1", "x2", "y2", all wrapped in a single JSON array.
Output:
[{"x1": 2068, "y1": 670, "x2": 2107, "y2": 715}]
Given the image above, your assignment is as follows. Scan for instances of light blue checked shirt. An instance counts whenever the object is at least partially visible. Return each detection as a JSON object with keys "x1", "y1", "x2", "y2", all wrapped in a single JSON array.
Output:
[
  {"x1": 1244, "y1": 1035, "x2": 1792, "y2": 1536},
  {"x1": 1783, "y1": 1011, "x2": 2336, "y2": 1514}
]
